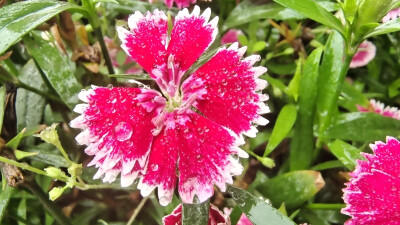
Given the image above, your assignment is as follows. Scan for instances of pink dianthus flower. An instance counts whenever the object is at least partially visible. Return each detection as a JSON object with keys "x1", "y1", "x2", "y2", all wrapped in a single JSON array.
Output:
[
  {"x1": 350, "y1": 41, "x2": 376, "y2": 68},
  {"x1": 221, "y1": 29, "x2": 243, "y2": 45},
  {"x1": 357, "y1": 99, "x2": 400, "y2": 120},
  {"x1": 342, "y1": 137, "x2": 400, "y2": 224},
  {"x1": 163, "y1": 204, "x2": 231, "y2": 225},
  {"x1": 71, "y1": 6, "x2": 268, "y2": 206},
  {"x1": 382, "y1": 8, "x2": 400, "y2": 23}
]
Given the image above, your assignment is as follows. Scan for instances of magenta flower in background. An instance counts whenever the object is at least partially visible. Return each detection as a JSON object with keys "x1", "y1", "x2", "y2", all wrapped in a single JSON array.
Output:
[
  {"x1": 382, "y1": 8, "x2": 400, "y2": 23},
  {"x1": 350, "y1": 40, "x2": 376, "y2": 68},
  {"x1": 357, "y1": 99, "x2": 400, "y2": 120},
  {"x1": 71, "y1": 6, "x2": 268, "y2": 206},
  {"x1": 342, "y1": 137, "x2": 400, "y2": 224},
  {"x1": 163, "y1": 204, "x2": 230, "y2": 225},
  {"x1": 236, "y1": 214, "x2": 252, "y2": 225},
  {"x1": 149, "y1": 0, "x2": 197, "y2": 9},
  {"x1": 221, "y1": 29, "x2": 243, "y2": 45}
]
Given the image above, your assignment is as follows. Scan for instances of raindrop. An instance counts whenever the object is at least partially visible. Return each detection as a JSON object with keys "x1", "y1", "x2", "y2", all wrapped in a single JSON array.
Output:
[
  {"x1": 114, "y1": 121, "x2": 133, "y2": 142},
  {"x1": 151, "y1": 164, "x2": 159, "y2": 171},
  {"x1": 196, "y1": 154, "x2": 203, "y2": 162},
  {"x1": 111, "y1": 98, "x2": 117, "y2": 103}
]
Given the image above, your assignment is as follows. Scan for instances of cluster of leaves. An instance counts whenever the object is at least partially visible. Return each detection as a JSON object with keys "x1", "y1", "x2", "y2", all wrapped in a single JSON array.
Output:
[{"x1": 1, "y1": 0, "x2": 400, "y2": 224}]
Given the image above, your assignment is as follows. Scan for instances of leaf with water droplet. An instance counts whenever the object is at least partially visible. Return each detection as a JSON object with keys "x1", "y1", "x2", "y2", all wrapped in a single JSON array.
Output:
[
  {"x1": 227, "y1": 185, "x2": 296, "y2": 225},
  {"x1": 256, "y1": 170, "x2": 325, "y2": 209},
  {"x1": 182, "y1": 199, "x2": 210, "y2": 225}
]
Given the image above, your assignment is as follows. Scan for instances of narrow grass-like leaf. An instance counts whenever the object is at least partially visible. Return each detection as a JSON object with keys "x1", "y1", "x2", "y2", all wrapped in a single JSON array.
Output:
[
  {"x1": 24, "y1": 33, "x2": 82, "y2": 110},
  {"x1": 327, "y1": 139, "x2": 363, "y2": 170},
  {"x1": 0, "y1": 185, "x2": 14, "y2": 223},
  {"x1": 257, "y1": 171, "x2": 325, "y2": 209},
  {"x1": 16, "y1": 59, "x2": 47, "y2": 135},
  {"x1": 273, "y1": 0, "x2": 345, "y2": 35},
  {"x1": 324, "y1": 112, "x2": 400, "y2": 142},
  {"x1": 365, "y1": 17, "x2": 400, "y2": 38},
  {"x1": 0, "y1": 86, "x2": 5, "y2": 136},
  {"x1": 182, "y1": 200, "x2": 210, "y2": 225},
  {"x1": 223, "y1": 0, "x2": 339, "y2": 30},
  {"x1": 264, "y1": 104, "x2": 297, "y2": 156},
  {"x1": 316, "y1": 31, "x2": 345, "y2": 142},
  {"x1": 0, "y1": 0, "x2": 86, "y2": 54},
  {"x1": 6, "y1": 129, "x2": 26, "y2": 150},
  {"x1": 290, "y1": 47, "x2": 323, "y2": 170},
  {"x1": 227, "y1": 185, "x2": 296, "y2": 225}
]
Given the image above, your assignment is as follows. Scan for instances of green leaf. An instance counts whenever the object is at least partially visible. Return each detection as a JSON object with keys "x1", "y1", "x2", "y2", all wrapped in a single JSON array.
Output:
[
  {"x1": 327, "y1": 139, "x2": 364, "y2": 170},
  {"x1": 24, "y1": 33, "x2": 82, "y2": 110},
  {"x1": 184, "y1": 45, "x2": 226, "y2": 79},
  {"x1": 0, "y1": 0, "x2": 85, "y2": 55},
  {"x1": 290, "y1": 47, "x2": 323, "y2": 170},
  {"x1": 223, "y1": 0, "x2": 339, "y2": 30},
  {"x1": 324, "y1": 112, "x2": 400, "y2": 142},
  {"x1": 0, "y1": 85, "x2": 5, "y2": 136},
  {"x1": 264, "y1": 104, "x2": 297, "y2": 156},
  {"x1": 108, "y1": 73, "x2": 151, "y2": 80},
  {"x1": 365, "y1": 17, "x2": 400, "y2": 38},
  {"x1": 252, "y1": 41, "x2": 267, "y2": 52},
  {"x1": 6, "y1": 128, "x2": 26, "y2": 149},
  {"x1": 227, "y1": 185, "x2": 296, "y2": 225},
  {"x1": 0, "y1": 185, "x2": 13, "y2": 223},
  {"x1": 287, "y1": 58, "x2": 303, "y2": 101},
  {"x1": 316, "y1": 31, "x2": 345, "y2": 140},
  {"x1": 182, "y1": 200, "x2": 210, "y2": 225},
  {"x1": 339, "y1": 80, "x2": 369, "y2": 111},
  {"x1": 257, "y1": 171, "x2": 325, "y2": 209},
  {"x1": 311, "y1": 160, "x2": 344, "y2": 171},
  {"x1": 273, "y1": 0, "x2": 345, "y2": 35},
  {"x1": 17, "y1": 198, "x2": 26, "y2": 225},
  {"x1": 16, "y1": 60, "x2": 47, "y2": 136}
]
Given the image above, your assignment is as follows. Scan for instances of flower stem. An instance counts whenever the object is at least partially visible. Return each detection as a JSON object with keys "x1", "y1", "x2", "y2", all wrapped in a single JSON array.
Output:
[
  {"x1": 305, "y1": 203, "x2": 346, "y2": 210},
  {"x1": 126, "y1": 195, "x2": 150, "y2": 225},
  {"x1": 94, "y1": 27, "x2": 115, "y2": 75}
]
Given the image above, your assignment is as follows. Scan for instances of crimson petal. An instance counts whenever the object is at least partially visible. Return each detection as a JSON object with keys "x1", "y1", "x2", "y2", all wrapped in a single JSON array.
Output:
[
  {"x1": 70, "y1": 87, "x2": 164, "y2": 187},
  {"x1": 139, "y1": 111, "x2": 246, "y2": 206},
  {"x1": 182, "y1": 43, "x2": 269, "y2": 136}
]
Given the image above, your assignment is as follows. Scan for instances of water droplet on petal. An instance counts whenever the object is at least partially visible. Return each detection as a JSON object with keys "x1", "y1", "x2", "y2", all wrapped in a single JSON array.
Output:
[
  {"x1": 151, "y1": 164, "x2": 159, "y2": 171},
  {"x1": 114, "y1": 121, "x2": 133, "y2": 141},
  {"x1": 197, "y1": 154, "x2": 203, "y2": 162}
]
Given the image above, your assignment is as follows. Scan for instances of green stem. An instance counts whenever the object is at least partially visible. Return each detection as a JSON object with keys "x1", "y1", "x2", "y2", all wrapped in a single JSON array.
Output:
[
  {"x1": 81, "y1": 0, "x2": 114, "y2": 75},
  {"x1": 94, "y1": 27, "x2": 115, "y2": 75},
  {"x1": 22, "y1": 182, "x2": 72, "y2": 225},
  {"x1": 0, "y1": 156, "x2": 47, "y2": 177},
  {"x1": 305, "y1": 203, "x2": 345, "y2": 210},
  {"x1": 11, "y1": 78, "x2": 63, "y2": 103},
  {"x1": 126, "y1": 195, "x2": 150, "y2": 225}
]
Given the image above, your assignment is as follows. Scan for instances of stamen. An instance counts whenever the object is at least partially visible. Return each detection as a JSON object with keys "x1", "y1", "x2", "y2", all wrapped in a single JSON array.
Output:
[{"x1": 177, "y1": 93, "x2": 198, "y2": 114}]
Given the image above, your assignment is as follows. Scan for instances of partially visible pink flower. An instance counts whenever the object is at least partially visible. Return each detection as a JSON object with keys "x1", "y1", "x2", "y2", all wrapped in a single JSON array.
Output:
[
  {"x1": 221, "y1": 29, "x2": 243, "y2": 45},
  {"x1": 342, "y1": 137, "x2": 400, "y2": 224},
  {"x1": 350, "y1": 41, "x2": 376, "y2": 68},
  {"x1": 382, "y1": 8, "x2": 400, "y2": 23},
  {"x1": 104, "y1": 37, "x2": 143, "y2": 74},
  {"x1": 149, "y1": 0, "x2": 197, "y2": 9},
  {"x1": 71, "y1": 6, "x2": 268, "y2": 206},
  {"x1": 163, "y1": 204, "x2": 231, "y2": 225},
  {"x1": 236, "y1": 214, "x2": 252, "y2": 225},
  {"x1": 357, "y1": 99, "x2": 400, "y2": 120}
]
